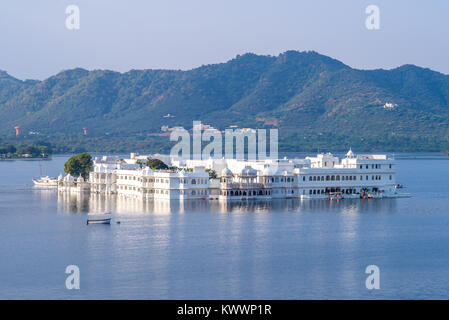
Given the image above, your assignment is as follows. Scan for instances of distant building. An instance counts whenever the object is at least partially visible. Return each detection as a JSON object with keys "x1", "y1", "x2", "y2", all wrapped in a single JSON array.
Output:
[
  {"x1": 192, "y1": 123, "x2": 215, "y2": 131},
  {"x1": 383, "y1": 102, "x2": 397, "y2": 110}
]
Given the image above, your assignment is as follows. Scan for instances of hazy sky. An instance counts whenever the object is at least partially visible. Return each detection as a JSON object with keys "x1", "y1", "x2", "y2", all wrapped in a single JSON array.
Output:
[{"x1": 0, "y1": 0, "x2": 448, "y2": 80}]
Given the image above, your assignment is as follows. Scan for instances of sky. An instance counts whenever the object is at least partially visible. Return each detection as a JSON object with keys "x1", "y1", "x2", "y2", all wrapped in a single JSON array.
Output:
[{"x1": 0, "y1": 0, "x2": 448, "y2": 80}]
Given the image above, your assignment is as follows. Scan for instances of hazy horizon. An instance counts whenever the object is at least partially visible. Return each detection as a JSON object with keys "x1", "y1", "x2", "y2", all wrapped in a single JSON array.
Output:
[
  {"x1": 1, "y1": 49, "x2": 448, "y2": 82},
  {"x1": 1, "y1": 0, "x2": 448, "y2": 80}
]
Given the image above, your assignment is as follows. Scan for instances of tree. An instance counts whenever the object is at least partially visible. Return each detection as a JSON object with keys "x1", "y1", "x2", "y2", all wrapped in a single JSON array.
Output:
[
  {"x1": 5, "y1": 144, "x2": 16, "y2": 154},
  {"x1": 64, "y1": 152, "x2": 93, "y2": 179},
  {"x1": 17, "y1": 145, "x2": 41, "y2": 157},
  {"x1": 37, "y1": 145, "x2": 52, "y2": 156},
  {"x1": 136, "y1": 159, "x2": 144, "y2": 168},
  {"x1": 206, "y1": 168, "x2": 217, "y2": 179},
  {"x1": 145, "y1": 158, "x2": 169, "y2": 170}
]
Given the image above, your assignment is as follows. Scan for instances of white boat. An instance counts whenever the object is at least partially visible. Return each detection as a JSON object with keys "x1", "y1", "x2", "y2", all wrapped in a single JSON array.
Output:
[
  {"x1": 87, "y1": 212, "x2": 112, "y2": 225},
  {"x1": 32, "y1": 176, "x2": 58, "y2": 187},
  {"x1": 87, "y1": 217, "x2": 111, "y2": 225}
]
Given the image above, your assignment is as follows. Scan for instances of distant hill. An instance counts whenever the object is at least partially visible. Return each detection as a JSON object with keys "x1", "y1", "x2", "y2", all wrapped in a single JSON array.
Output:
[{"x1": 1, "y1": 50, "x2": 449, "y2": 153}]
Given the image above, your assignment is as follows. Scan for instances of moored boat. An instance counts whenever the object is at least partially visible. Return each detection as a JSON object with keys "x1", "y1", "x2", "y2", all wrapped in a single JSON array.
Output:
[
  {"x1": 32, "y1": 176, "x2": 58, "y2": 187},
  {"x1": 87, "y1": 212, "x2": 112, "y2": 225},
  {"x1": 87, "y1": 217, "x2": 111, "y2": 225}
]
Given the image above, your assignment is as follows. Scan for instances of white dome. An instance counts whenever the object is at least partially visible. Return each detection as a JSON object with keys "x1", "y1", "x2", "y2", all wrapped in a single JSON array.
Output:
[
  {"x1": 221, "y1": 167, "x2": 233, "y2": 176},
  {"x1": 346, "y1": 148, "x2": 355, "y2": 158},
  {"x1": 262, "y1": 167, "x2": 272, "y2": 176},
  {"x1": 240, "y1": 166, "x2": 257, "y2": 175},
  {"x1": 262, "y1": 166, "x2": 278, "y2": 176}
]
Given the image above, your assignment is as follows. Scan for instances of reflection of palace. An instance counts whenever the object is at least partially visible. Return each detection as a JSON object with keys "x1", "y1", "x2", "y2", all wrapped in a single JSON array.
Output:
[
  {"x1": 85, "y1": 150, "x2": 399, "y2": 201},
  {"x1": 57, "y1": 192, "x2": 397, "y2": 215}
]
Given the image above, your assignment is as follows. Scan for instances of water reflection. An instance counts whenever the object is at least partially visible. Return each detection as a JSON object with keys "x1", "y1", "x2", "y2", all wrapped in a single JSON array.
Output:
[
  {"x1": 57, "y1": 192, "x2": 397, "y2": 216},
  {"x1": 5, "y1": 157, "x2": 449, "y2": 299}
]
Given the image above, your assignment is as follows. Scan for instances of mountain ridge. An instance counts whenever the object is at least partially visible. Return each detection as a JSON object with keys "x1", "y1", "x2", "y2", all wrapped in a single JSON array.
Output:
[{"x1": 1, "y1": 50, "x2": 449, "y2": 153}]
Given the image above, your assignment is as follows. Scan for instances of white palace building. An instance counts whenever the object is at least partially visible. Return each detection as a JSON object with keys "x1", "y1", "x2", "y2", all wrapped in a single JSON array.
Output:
[{"x1": 84, "y1": 150, "x2": 401, "y2": 201}]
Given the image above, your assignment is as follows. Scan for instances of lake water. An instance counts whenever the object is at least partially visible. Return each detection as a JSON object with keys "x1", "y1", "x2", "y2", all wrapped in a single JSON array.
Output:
[{"x1": 1, "y1": 154, "x2": 449, "y2": 299}]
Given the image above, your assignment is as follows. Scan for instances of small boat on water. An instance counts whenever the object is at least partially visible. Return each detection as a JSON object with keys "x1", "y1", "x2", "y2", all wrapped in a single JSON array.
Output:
[
  {"x1": 87, "y1": 212, "x2": 112, "y2": 225},
  {"x1": 87, "y1": 217, "x2": 111, "y2": 225},
  {"x1": 395, "y1": 184, "x2": 404, "y2": 189},
  {"x1": 32, "y1": 176, "x2": 58, "y2": 187}
]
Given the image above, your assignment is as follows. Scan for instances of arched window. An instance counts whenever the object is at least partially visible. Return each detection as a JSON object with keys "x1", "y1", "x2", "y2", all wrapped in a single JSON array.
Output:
[
  {"x1": 309, "y1": 176, "x2": 312, "y2": 181},
  {"x1": 336, "y1": 176, "x2": 340, "y2": 181},
  {"x1": 331, "y1": 175, "x2": 335, "y2": 181},
  {"x1": 326, "y1": 176, "x2": 330, "y2": 181},
  {"x1": 192, "y1": 179, "x2": 196, "y2": 184}
]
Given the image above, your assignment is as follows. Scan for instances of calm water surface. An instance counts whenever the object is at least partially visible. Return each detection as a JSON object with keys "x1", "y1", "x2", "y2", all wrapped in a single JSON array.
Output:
[{"x1": 1, "y1": 155, "x2": 449, "y2": 299}]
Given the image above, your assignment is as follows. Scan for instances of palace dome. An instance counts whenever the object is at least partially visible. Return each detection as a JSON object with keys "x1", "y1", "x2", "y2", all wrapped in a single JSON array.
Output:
[
  {"x1": 240, "y1": 166, "x2": 257, "y2": 175},
  {"x1": 221, "y1": 167, "x2": 233, "y2": 176},
  {"x1": 346, "y1": 148, "x2": 355, "y2": 158}
]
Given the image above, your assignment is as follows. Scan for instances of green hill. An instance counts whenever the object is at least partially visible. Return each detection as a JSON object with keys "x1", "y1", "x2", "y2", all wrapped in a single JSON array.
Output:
[{"x1": 1, "y1": 50, "x2": 449, "y2": 153}]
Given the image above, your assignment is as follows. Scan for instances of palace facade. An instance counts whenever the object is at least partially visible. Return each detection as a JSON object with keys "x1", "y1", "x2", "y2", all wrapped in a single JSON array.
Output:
[{"x1": 83, "y1": 150, "x2": 399, "y2": 200}]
